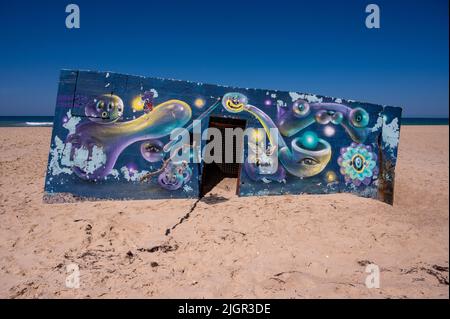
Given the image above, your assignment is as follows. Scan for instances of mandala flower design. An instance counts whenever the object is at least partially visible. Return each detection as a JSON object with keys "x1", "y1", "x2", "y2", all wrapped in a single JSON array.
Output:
[{"x1": 338, "y1": 143, "x2": 378, "y2": 186}]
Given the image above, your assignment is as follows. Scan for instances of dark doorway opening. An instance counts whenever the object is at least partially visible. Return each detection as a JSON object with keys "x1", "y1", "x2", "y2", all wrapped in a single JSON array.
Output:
[{"x1": 200, "y1": 116, "x2": 247, "y2": 197}]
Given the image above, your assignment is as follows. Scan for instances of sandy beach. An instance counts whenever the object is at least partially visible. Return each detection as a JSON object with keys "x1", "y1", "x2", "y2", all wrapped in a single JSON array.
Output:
[{"x1": 0, "y1": 125, "x2": 448, "y2": 298}]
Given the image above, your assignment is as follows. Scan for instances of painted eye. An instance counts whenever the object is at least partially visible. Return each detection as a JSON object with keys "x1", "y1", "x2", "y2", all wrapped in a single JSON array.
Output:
[
  {"x1": 300, "y1": 157, "x2": 319, "y2": 165},
  {"x1": 96, "y1": 101, "x2": 104, "y2": 110},
  {"x1": 350, "y1": 108, "x2": 369, "y2": 127},
  {"x1": 293, "y1": 101, "x2": 310, "y2": 117},
  {"x1": 146, "y1": 145, "x2": 160, "y2": 152},
  {"x1": 351, "y1": 154, "x2": 366, "y2": 172},
  {"x1": 108, "y1": 102, "x2": 114, "y2": 111}
]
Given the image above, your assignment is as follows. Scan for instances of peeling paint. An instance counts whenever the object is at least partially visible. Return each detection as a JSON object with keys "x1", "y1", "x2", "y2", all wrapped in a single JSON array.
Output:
[
  {"x1": 48, "y1": 136, "x2": 73, "y2": 176},
  {"x1": 382, "y1": 117, "x2": 400, "y2": 149},
  {"x1": 120, "y1": 166, "x2": 149, "y2": 182},
  {"x1": 72, "y1": 145, "x2": 107, "y2": 175},
  {"x1": 289, "y1": 92, "x2": 323, "y2": 103},
  {"x1": 62, "y1": 110, "x2": 81, "y2": 135}
]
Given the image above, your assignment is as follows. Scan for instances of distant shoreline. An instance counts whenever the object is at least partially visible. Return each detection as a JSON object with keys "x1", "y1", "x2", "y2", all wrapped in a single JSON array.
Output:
[{"x1": 0, "y1": 116, "x2": 448, "y2": 127}]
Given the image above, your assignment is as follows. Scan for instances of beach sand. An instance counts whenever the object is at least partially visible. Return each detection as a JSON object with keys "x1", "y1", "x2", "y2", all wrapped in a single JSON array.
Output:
[{"x1": 0, "y1": 126, "x2": 448, "y2": 298}]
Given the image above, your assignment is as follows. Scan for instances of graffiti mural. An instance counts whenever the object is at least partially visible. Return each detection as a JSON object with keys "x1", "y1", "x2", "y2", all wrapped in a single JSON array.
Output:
[{"x1": 44, "y1": 70, "x2": 402, "y2": 204}]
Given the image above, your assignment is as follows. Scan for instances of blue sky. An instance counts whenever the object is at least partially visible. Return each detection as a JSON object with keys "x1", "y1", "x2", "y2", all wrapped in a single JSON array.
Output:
[{"x1": 0, "y1": 0, "x2": 448, "y2": 117}]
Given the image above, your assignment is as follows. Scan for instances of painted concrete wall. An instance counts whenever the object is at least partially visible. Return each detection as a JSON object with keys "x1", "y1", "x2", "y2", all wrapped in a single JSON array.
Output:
[{"x1": 44, "y1": 70, "x2": 402, "y2": 204}]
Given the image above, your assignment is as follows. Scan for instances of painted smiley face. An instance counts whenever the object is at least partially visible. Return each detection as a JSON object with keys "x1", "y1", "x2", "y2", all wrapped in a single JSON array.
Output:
[
  {"x1": 85, "y1": 94, "x2": 124, "y2": 124},
  {"x1": 222, "y1": 93, "x2": 248, "y2": 113},
  {"x1": 227, "y1": 99, "x2": 244, "y2": 110}
]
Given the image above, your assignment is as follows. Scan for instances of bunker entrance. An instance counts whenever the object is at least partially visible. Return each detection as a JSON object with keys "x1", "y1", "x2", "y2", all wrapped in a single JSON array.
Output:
[{"x1": 200, "y1": 116, "x2": 247, "y2": 197}]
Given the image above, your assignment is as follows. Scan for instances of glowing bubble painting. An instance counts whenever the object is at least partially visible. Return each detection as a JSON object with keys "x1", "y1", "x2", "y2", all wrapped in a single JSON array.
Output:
[{"x1": 44, "y1": 70, "x2": 402, "y2": 204}]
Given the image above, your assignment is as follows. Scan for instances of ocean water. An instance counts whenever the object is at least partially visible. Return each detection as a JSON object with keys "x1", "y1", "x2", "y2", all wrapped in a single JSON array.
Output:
[
  {"x1": 401, "y1": 118, "x2": 449, "y2": 125},
  {"x1": 0, "y1": 116, "x2": 448, "y2": 127},
  {"x1": 0, "y1": 116, "x2": 54, "y2": 127}
]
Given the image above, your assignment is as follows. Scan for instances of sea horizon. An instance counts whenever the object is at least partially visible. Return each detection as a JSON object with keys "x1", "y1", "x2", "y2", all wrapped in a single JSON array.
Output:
[{"x1": 0, "y1": 115, "x2": 448, "y2": 127}]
